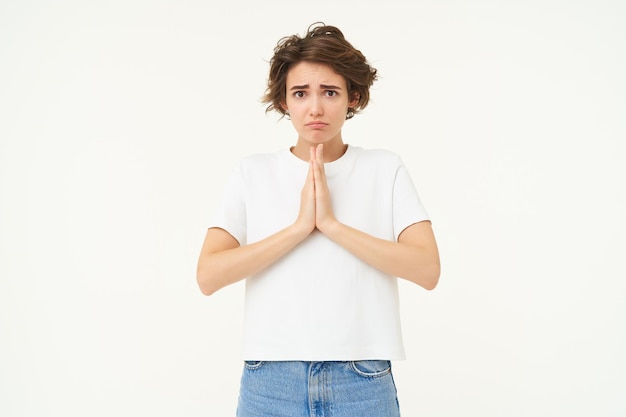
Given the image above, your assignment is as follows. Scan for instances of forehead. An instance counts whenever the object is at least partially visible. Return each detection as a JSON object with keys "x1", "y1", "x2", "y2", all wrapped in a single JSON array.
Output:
[{"x1": 286, "y1": 61, "x2": 346, "y2": 88}]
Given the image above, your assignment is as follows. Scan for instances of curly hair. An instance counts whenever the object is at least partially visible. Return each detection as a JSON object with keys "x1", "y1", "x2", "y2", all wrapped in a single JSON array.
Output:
[{"x1": 262, "y1": 22, "x2": 378, "y2": 119}]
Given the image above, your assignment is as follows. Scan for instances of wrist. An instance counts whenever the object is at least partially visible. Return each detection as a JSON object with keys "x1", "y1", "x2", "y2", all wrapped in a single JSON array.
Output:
[
  {"x1": 317, "y1": 218, "x2": 341, "y2": 238},
  {"x1": 290, "y1": 220, "x2": 314, "y2": 241}
]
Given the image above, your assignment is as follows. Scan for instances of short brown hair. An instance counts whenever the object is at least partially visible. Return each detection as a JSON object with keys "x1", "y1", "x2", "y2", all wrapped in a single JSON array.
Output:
[{"x1": 262, "y1": 23, "x2": 378, "y2": 119}]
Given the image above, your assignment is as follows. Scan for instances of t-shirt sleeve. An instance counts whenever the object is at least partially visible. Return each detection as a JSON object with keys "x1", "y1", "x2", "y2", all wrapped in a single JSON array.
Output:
[
  {"x1": 392, "y1": 156, "x2": 430, "y2": 241},
  {"x1": 208, "y1": 161, "x2": 247, "y2": 246}
]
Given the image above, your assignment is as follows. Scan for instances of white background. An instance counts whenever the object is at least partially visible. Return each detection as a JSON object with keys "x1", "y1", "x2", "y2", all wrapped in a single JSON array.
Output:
[{"x1": 1, "y1": 0, "x2": 625, "y2": 416}]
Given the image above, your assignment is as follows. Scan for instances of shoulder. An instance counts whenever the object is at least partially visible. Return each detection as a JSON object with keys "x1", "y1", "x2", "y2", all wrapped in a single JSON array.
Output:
[
  {"x1": 230, "y1": 149, "x2": 304, "y2": 185},
  {"x1": 350, "y1": 146, "x2": 403, "y2": 168},
  {"x1": 239, "y1": 149, "x2": 285, "y2": 165},
  {"x1": 234, "y1": 149, "x2": 290, "y2": 172}
]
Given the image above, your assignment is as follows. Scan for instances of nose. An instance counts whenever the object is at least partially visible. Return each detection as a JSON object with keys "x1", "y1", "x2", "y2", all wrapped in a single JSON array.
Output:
[{"x1": 309, "y1": 96, "x2": 323, "y2": 117}]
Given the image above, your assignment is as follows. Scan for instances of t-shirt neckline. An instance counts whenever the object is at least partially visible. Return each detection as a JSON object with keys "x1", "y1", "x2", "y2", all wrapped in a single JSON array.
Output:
[{"x1": 283, "y1": 144, "x2": 357, "y2": 176}]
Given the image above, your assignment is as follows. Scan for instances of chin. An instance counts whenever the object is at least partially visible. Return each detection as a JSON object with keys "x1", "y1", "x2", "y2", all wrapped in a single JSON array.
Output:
[{"x1": 306, "y1": 132, "x2": 337, "y2": 143}]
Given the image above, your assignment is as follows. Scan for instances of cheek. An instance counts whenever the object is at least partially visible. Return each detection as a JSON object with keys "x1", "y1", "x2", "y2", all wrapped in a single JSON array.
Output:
[{"x1": 285, "y1": 98, "x2": 303, "y2": 112}]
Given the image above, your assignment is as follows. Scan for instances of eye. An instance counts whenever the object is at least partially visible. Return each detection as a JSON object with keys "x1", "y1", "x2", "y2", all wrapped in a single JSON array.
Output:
[
  {"x1": 293, "y1": 91, "x2": 305, "y2": 98},
  {"x1": 325, "y1": 90, "x2": 338, "y2": 97}
]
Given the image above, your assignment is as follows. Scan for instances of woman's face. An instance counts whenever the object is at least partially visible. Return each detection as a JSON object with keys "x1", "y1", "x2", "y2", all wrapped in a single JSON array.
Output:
[{"x1": 283, "y1": 61, "x2": 358, "y2": 149}]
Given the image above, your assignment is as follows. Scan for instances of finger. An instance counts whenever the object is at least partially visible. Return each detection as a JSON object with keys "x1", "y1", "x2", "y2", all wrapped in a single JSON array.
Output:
[
  {"x1": 314, "y1": 144, "x2": 326, "y2": 184},
  {"x1": 307, "y1": 160, "x2": 315, "y2": 191},
  {"x1": 311, "y1": 150, "x2": 323, "y2": 183},
  {"x1": 316, "y1": 144, "x2": 324, "y2": 164}
]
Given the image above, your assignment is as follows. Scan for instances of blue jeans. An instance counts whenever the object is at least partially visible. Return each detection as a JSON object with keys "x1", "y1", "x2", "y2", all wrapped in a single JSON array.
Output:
[{"x1": 236, "y1": 360, "x2": 401, "y2": 417}]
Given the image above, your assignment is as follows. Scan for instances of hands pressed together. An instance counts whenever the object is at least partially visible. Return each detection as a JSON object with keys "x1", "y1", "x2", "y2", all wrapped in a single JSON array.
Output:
[
  {"x1": 197, "y1": 143, "x2": 440, "y2": 295},
  {"x1": 295, "y1": 144, "x2": 338, "y2": 237}
]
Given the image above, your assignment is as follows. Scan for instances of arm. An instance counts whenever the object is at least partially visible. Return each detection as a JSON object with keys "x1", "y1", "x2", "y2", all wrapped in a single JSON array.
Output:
[
  {"x1": 196, "y1": 159, "x2": 316, "y2": 296},
  {"x1": 319, "y1": 220, "x2": 440, "y2": 290},
  {"x1": 196, "y1": 224, "x2": 310, "y2": 295},
  {"x1": 312, "y1": 144, "x2": 440, "y2": 290}
]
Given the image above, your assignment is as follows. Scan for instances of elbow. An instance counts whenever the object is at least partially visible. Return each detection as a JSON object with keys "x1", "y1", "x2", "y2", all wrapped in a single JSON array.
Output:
[
  {"x1": 420, "y1": 250, "x2": 441, "y2": 290},
  {"x1": 198, "y1": 282, "x2": 217, "y2": 296},
  {"x1": 196, "y1": 265, "x2": 219, "y2": 296},
  {"x1": 425, "y1": 262, "x2": 441, "y2": 290},
  {"x1": 422, "y1": 274, "x2": 439, "y2": 291},
  {"x1": 412, "y1": 262, "x2": 440, "y2": 291},
  {"x1": 197, "y1": 277, "x2": 215, "y2": 296}
]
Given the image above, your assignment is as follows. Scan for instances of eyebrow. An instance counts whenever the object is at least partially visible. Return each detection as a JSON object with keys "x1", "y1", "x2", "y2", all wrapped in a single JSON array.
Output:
[{"x1": 289, "y1": 84, "x2": 343, "y2": 91}]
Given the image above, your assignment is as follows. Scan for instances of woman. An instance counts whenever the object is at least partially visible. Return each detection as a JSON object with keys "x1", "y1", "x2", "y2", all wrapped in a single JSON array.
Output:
[{"x1": 197, "y1": 22, "x2": 440, "y2": 417}]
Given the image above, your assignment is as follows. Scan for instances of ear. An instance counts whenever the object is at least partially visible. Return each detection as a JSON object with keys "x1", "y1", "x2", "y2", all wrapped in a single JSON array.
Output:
[
  {"x1": 280, "y1": 102, "x2": 288, "y2": 112},
  {"x1": 349, "y1": 92, "x2": 360, "y2": 108}
]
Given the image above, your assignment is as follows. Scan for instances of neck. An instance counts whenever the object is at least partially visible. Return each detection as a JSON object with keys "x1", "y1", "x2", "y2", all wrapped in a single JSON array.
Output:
[{"x1": 291, "y1": 139, "x2": 347, "y2": 162}]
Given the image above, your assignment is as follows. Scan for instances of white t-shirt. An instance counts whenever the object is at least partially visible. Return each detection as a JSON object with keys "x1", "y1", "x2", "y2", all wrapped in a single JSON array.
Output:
[{"x1": 209, "y1": 145, "x2": 429, "y2": 360}]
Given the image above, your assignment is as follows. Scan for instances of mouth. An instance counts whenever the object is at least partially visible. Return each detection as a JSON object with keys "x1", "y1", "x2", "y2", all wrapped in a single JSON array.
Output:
[{"x1": 306, "y1": 121, "x2": 328, "y2": 129}]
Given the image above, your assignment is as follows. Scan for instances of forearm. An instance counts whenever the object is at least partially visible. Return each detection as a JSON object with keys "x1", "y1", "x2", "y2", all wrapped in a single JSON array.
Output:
[
  {"x1": 197, "y1": 225, "x2": 309, "y2": 295},
  {"x1": 321, "y1": 221, "x2": 440, "y2": 290}
]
